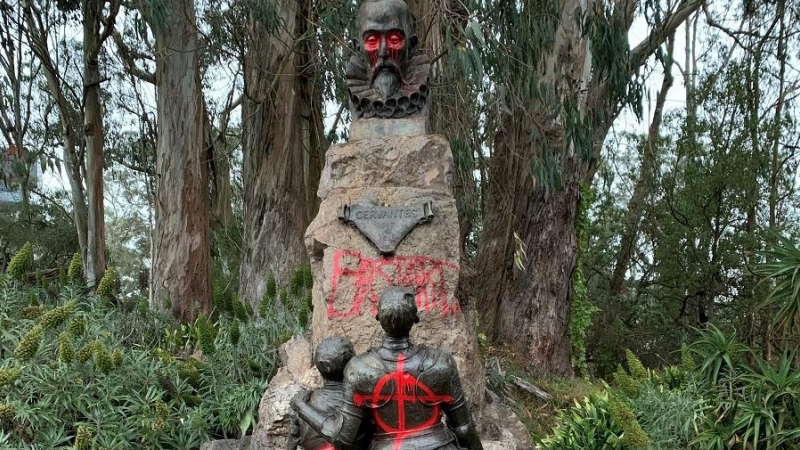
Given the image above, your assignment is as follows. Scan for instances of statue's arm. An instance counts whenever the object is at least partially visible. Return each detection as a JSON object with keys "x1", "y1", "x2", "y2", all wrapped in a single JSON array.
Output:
[
  {"x1": 291, "y1": 377, "x2": 365, "y2": 450},
  {"x1": 442, "y1": 355, "x2": 483, "y2": 450},
  {"x1": 286, "y1": 409, "x2": 302, "y2": 450}
]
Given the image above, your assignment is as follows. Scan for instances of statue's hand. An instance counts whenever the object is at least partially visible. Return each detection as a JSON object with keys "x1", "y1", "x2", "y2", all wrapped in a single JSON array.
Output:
[{"x1": 290, "y1": 389, "x2": 311, "y2": 411}]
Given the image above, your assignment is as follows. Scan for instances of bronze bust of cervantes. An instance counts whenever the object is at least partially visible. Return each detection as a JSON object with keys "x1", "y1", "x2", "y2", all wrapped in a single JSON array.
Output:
[{"x1": 346, "y1": 0, "x2": 431, "y2": 120}]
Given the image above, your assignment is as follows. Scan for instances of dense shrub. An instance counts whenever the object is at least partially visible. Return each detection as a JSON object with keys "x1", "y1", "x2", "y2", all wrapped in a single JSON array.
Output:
[
  {"x1": 0, "y1": 272, "x2": 308, "y2": 449},
  {"x1": 539, "y1": 391, "x2": 643, "y2": 450},
  {"x1": 543, "y1": 332, "x2": 800, "y2": 450}
]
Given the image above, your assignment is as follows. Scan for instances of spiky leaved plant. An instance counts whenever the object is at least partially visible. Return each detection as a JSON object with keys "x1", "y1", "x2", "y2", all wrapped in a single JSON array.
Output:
[
  {"x1": 625, "y1": 349, "x2": 648, "y2": 379},
  {"x1": 232, "y1": 296, "x2": 249, "y2": 321},
  {"x1": 40, "y1": 299, "x2": 76, "y2": 330},
  {"x1": 196, "y1": 314, "x2": 216, "y2": 354},
  {"x1": 229, "y1": 318, "x2": 240, "y2": 345},
  {"x1": 76, "y1": 340, "x2": 97, "y2": 363},
  {"x1": 0, "y1": 402, "x2": 15, "y2": 422},
  {"x1": 93, "y1": 342, "x2": 114, "y2": 373},
  {"x1": 58, "y1": 332, "x2": 76, "y2": 363},
  {"x1": 112, "y1": 349, "x2": 123, "y2": 367},
  {"x1": 0, "y1": 368, "x2": 21, "y2": 387},
  {"x1": 681, "y1": 343, "x2": 697, "y2": 372},
  {"x1": 608, "y1": 397, "x2": 650, "y2": 449},
  {"x1": 68, "y1": 316, "x2": 86, "y2": 337},
  {"x1": 75, "y1": 425, "x2": 92, "y2": 450}
]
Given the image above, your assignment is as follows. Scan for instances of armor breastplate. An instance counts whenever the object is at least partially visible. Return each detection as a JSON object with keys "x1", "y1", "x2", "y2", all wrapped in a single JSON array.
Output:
[{"x1": 352, "y1": 347, "x2": 457, "y2": 449}]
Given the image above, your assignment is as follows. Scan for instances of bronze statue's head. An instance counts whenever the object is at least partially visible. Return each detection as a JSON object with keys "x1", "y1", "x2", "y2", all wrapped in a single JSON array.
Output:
[
  {"x1": 357, "y1": 0, "x2": 417, "y2": 99},
  {"x1": 314, "y1": 336, "x2": 355, "y2": 381},
  {"x1": 375, "y1": 286, "x2": 419, "y2": 338}
]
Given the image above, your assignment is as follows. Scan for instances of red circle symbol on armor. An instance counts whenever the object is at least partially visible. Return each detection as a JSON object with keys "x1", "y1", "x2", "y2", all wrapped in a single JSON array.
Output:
[{"x1": 353, "y1": 354, "x2": 452, "y2": 449}]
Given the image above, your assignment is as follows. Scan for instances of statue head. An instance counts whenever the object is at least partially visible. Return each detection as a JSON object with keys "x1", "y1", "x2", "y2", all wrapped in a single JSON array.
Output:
[
  {"x1": 347, "y1": 0, "x2": 430, "y2": 119},
  {"x1": 314, "y1": 336, "x2": 355, "y2": 381},
  {"x1": 357, "y1": 0, "x2": 418, "y2": 99},
  {"x1": 375, "y1": 286, "x2": 419, "y2": 338}
]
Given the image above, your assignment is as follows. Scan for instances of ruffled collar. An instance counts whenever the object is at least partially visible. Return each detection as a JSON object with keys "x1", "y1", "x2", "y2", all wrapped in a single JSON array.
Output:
[{"x1": 345, "y1": 53, "x2": 431, "y2": 119}]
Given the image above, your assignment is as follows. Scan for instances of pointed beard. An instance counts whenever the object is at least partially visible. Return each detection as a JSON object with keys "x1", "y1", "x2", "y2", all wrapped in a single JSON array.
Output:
[{"x1": 372, "y1": 71, "x2": 401, "y2": 99}]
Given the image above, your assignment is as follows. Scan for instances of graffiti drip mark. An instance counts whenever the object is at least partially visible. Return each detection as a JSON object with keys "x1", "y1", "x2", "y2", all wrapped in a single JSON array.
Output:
[
  {"x1": 353, "y1": 354, "x2": 452, "y2": 450},
  {"x1": 328, "y1": 250, "x2": 460, "y2": 319}
]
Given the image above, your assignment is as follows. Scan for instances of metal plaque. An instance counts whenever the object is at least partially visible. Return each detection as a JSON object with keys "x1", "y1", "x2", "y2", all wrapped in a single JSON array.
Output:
[{"x1": 339, "y1": 202, "x2": 434, "y2": 255}]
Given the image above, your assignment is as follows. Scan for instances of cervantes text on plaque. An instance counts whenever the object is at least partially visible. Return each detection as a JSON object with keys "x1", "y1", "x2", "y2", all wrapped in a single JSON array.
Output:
[{"x1": 338, "y1": 202, "x2": 434, "y2": 255}]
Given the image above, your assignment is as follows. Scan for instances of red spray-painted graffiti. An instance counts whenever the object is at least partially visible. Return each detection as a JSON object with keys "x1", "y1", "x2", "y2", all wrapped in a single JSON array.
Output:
[
  {"x1": 353, "y1": 353, "x2": 452, "y2": 450},
  {"x1": 328, "y1": 250, "x2": 460, "y2": 319}
]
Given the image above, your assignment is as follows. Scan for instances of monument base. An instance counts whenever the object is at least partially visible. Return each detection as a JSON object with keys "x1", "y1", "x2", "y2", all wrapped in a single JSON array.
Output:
[
  {"x1": 199, "y1": 335, "x2": 535, "y2": 450},
  {"x1": 348, "y1": 114, "x2": 427, "y2": 141}
]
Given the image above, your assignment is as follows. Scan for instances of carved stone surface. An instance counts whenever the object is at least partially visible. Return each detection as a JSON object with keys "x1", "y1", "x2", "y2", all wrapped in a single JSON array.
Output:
[
  {"x1": 248, "y1": 336, "x2": 322, "y2": 450},
  {"x1": 317, "y1": 134, "x2": 453, "y2": 199},
  {"x1": 339, "y1": 201, "x2": 433, "y2": 255},
  {"x1": 305, "y1": 134, "x2": 485, "y2": 408},
  {"x1": 349, "y1": 115, "x2": 426, "y2": 141}
]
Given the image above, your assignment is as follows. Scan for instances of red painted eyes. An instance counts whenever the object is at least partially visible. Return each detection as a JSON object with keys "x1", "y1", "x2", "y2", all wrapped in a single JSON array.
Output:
[
  {"x1": 363, "y1": 31, "x2": 406, "y2": 52},
  {"x1": 386, "y1": 31, "x2": 405, "y2": 49},
  {"x1": 364, "y1": 33, "x2": 381, "y2": 52}
]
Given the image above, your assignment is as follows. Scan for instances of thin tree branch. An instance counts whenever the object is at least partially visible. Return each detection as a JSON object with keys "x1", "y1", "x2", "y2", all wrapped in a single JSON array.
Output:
[
  {"x1": 630, "y1": 0, "x2": 703, "y2": 68},
  {"x1": 112, "y1": 31, "x2": 156, "y2": 84}
]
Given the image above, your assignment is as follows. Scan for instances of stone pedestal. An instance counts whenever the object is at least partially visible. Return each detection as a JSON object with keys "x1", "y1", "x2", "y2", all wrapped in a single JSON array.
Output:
[{"x1": 305, "y1": 134, "x2": 484, "y2": 406}]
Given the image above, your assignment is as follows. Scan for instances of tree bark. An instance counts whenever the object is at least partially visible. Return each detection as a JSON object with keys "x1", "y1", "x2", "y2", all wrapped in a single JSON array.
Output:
[
  {"x1": 238, "y1": 0, "x2": 324, "y2": 307},
  {"x1": 82, "y1": 0, "x2": 112, "y2": 287},
  {"x1": 475, "y1": 0, "x2": 701, "y2": 375},
  {"x1": 22, "y1": 2, "x2": 89, "y2": 265},
  {"x1": 150, "y1": 0, "x2": 211, "y2": 322},
  {"x1": 205, "y1": 106, "x2": 233, "y2": 230}
]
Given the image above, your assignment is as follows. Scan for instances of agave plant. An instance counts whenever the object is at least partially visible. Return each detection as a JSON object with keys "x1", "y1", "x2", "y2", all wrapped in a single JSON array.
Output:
[
  {"x1": 689, "y1": 324, "x2": 752, "y2": 386},
  {"x1": 756, "y1": 237, "x2": 800, "y2": 344},
  {"x1": 732, "y1": 352, "x2": 800, "y2": 450}
]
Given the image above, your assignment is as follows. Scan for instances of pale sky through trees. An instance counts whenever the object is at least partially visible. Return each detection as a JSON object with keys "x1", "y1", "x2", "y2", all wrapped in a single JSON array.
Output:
[{"x1": 28, "y1": 4, "x2": 799, "y2": 214}]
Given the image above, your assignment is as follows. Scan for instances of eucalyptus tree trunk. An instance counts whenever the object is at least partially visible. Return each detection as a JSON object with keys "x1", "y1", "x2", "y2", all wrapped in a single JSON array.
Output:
[
  {"x1": 205, "y1": 107, "x2": 233, "y2": 230},
  {"x1": 238, "y1": 0, "x2": 324, "y2": 308},
  {"x1": 475, "y1": 0, "x2": 700, "y2": 375},
  {"x1": 150, "y1": 0, "x2": 211, "y2": 322},
  {"x1": 82, "y1": 0, "x2": 114, "y2": 287},
  {"x1": 22, "y1": 1, "x2": 89, "y2": 265}
]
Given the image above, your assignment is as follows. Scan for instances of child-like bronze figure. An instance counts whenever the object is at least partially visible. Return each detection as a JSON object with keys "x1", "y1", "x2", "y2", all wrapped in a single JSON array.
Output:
[
  {"x1": 292, "y1": 287, "x2": 483, "y2": 450},
  {"x1": 287, "y1": 337, "x2": 371, "y2": 450}
]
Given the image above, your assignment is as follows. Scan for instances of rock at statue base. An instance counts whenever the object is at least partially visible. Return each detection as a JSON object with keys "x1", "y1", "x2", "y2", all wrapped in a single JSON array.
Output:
[
  {"x1": 199, "y1": 437, "x2": 251, "y2": 450},
  {"x1": 248, "y1": 335, "x2": 322, "y2": 449}
]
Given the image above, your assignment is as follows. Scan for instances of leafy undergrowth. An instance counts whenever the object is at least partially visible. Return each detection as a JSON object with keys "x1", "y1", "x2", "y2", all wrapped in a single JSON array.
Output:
[
  {"x1": 484, "y1": 346, "x2": 602, "y2": 443},
  {"x1": 0, "y1": 266, "x2": 312, "y2": 449},
  {"x1": 486, "y1": 334, "x2": 800, "y2": 450}
]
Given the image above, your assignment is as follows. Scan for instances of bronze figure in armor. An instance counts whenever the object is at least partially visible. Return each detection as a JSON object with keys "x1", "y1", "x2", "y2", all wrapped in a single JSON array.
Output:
[{"x1": 292, "y1": 287, "x2": 483, "y2": 450}]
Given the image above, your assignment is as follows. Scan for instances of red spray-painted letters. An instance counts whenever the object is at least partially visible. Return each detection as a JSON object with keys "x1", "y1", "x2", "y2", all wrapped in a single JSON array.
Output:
[{"x1": 327, "y1": 250, "x2": 460, "y2": 319}]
